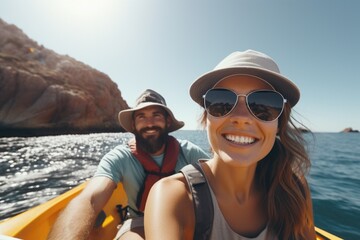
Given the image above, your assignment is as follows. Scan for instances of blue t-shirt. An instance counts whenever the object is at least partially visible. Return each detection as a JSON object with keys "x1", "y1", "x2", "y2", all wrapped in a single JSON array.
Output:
[{"x1": 94, "y1": 138, "x2": 209, "y2": 217}]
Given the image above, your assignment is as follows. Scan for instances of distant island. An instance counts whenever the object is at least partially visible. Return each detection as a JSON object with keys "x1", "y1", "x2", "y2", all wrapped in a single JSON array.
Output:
[
  {"x1": 297, "y1": 127, "x2": 359, "y2": 133},
  {"x1": 341, "y1": 128, "x2": 359, "y2": 133}
]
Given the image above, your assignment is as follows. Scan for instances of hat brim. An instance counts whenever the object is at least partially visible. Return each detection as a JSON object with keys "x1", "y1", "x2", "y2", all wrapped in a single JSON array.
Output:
[
  {"x1": 190, "y1": 67, "x2": 300, "y2": 107},
  {"x1": 118, "y1": 102, "x2": 184, "y2": 133}
]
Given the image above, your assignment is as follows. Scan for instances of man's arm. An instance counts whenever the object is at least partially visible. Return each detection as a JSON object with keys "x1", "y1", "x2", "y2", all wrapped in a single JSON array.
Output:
[{"x1": 47, "y1": 176, "x2": 116, "y2": 240}]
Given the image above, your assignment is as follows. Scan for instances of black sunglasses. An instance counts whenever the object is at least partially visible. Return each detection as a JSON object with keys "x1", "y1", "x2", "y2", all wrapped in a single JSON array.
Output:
[{"x1": 203, "y1": 88, "x2": 287, "y2": 122}]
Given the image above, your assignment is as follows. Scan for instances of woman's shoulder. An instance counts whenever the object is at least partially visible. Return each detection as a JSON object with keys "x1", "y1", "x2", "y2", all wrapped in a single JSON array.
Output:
[
  {"x1": 147, "y1": 173, "x2": 195, "y2": 228},
  {"x1": 154, "y1": 173, "x2": 189, "y2": 192},
  {"x1": 145, "y1": 174, "x2": 196, "y2": 239},
  {"x1": 150, "y1": 173, "x2": 193, "y2": 212}
]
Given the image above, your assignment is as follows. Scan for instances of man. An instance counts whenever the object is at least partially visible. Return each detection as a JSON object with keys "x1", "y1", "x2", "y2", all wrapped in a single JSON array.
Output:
[{"x1": 48, "y1": 89, "x2": 209, "y2": 240}]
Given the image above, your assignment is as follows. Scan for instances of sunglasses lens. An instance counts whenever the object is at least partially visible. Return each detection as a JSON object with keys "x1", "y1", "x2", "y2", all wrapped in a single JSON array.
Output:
[
  {"x1": 204, "y1": 89, "x2": 237, "y2": 117},
  {"x1": 247, "y1": 91, "x2": 284, "y2": 121},
  {"x1": 204, "y1": 89, "x2": 285, "y2": 121}
]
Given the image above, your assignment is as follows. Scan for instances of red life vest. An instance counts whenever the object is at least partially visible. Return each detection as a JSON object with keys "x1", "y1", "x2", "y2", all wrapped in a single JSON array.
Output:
[{"x1": 128, "y1": 136, "x2": 180, "y2": 212}]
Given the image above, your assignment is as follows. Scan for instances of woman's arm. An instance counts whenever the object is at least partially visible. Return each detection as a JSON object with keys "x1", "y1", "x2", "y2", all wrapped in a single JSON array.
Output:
[{"x1": 144, "y1": 173, "x2": 195, "y2": 240}]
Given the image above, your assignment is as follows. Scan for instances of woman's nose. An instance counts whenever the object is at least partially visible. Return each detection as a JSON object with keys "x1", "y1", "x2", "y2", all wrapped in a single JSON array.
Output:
[{"x1": 228, "y1": 97, "x2": 253, "y2": 123}]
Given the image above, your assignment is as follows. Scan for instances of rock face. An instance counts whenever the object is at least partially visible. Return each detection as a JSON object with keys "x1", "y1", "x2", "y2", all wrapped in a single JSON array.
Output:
[{"x1": 0, "y1": 19, "x2": 129, "y2": 136}]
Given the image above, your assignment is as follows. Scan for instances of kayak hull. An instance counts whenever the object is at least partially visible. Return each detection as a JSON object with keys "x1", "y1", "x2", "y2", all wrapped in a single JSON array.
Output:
[
  {"x1": 0, "y1": 182, "x2": 127, "y2": 240},
  {"x1": 0, "y1": 181, "x2": 341, "y2": 240}
]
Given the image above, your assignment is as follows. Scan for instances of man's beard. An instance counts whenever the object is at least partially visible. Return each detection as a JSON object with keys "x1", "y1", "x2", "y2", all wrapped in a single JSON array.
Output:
[{"x1": 134, "y1": 126, "x2": 168, "y2": 154}]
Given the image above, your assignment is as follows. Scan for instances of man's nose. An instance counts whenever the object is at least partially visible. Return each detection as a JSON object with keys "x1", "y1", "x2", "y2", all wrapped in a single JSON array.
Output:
[{"x1": 144, "y1": 117, "x2": 156, "y2": 126}]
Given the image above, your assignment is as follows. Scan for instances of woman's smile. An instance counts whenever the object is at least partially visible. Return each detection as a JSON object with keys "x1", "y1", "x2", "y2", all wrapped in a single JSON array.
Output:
[{"x1": 223, "y1": 134, "x2": 257, "y2": 145}]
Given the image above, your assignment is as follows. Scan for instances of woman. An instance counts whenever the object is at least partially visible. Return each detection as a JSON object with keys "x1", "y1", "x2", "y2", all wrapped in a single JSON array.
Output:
[{"x1": 144, "y1": 50, "x2": 316, "y2": 239}]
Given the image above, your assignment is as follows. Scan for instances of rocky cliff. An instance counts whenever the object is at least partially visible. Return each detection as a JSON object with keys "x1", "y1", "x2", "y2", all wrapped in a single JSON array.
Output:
[{"x1": 0, "y1": 19, "x2": 129, "y2": 136}]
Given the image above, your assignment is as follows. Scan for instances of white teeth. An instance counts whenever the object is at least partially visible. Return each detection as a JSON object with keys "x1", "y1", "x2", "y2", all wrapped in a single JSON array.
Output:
[
  {"x1": 225, "y1": 135, "x2": 255, "y2": 144},
  {"x1": 146, "y1": 130, "x2": 157, "y2": 133}
]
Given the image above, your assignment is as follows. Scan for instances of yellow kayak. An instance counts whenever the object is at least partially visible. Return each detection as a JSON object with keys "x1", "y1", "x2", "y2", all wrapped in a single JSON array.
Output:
[{"x1": 0, "y1": 182, "x2": 342, "y2": 240}]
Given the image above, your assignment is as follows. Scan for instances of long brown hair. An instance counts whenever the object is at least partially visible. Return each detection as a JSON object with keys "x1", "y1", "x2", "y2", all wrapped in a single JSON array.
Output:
[{"x1": 200, "y1": 104, "x2": 313, "y2": 239}]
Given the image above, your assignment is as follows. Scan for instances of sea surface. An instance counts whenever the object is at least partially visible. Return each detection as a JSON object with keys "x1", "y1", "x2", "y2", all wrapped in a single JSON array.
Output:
[{"x1": 0, "y1": 131, "x2": 359, "y2": 239}]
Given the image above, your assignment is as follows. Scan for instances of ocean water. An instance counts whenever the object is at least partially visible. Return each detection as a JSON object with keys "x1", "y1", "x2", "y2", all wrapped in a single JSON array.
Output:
[{"x1": 0, "y1": 131, "x2": 359, "y2": 239}]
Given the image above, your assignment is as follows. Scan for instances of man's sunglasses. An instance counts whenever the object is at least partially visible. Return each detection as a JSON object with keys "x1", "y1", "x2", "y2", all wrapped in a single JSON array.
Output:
[{"x1": 203, "y1": 88, "x2": 287, "y2": 122}]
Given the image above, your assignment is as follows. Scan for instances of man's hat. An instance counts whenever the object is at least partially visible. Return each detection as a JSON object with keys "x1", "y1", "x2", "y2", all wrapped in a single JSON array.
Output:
[{"x1": 118, "y1": 89, "x2": 184, "y2": 133}]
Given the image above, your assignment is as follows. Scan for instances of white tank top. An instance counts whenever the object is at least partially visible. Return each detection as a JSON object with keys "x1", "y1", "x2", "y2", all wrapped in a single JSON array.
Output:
[{"x1": 207, "y1": 185, "x2": 278, "y2": 240}]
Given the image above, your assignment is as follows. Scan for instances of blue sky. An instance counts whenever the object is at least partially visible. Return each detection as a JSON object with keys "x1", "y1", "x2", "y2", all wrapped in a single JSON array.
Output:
[{"x1": 1, "y1": 0, "x2": 359, "y2": 132}]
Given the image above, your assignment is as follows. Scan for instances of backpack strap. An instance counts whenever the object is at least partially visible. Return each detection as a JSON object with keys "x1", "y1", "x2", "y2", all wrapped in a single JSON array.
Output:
[
  {"x1": 180, "y1": 163, "x2": 213, "y2": 240},
  {"x1": 129, "y1": 136, "x2": 180, "y2": 212}
]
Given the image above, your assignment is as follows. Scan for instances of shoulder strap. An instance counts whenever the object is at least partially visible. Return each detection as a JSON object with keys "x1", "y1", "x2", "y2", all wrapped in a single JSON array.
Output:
[
  {"x1": 128, "y1": 136, "x2": 180, "y2": 211},
  {"x1": 180, "y1": 163, "x2": 213, "y2": 240}
]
